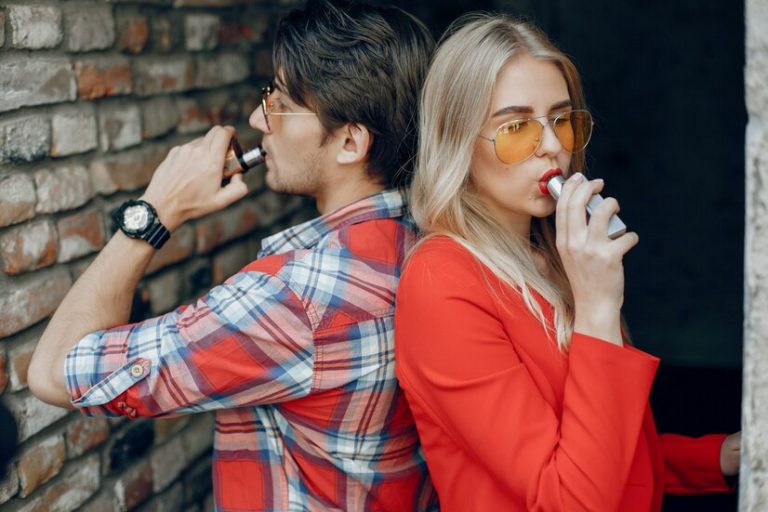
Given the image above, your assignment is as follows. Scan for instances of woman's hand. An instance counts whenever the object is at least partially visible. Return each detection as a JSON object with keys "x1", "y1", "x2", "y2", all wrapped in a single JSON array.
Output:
[
  {"x1": 141, "y1": 125, "x2": 249, "y2": 232},
  {"x1": 555, "y1": 173, "x2": 639, "y2": 345},
  {"x1": 720, "y1": 431, "x2": 741, "y2": 477}
]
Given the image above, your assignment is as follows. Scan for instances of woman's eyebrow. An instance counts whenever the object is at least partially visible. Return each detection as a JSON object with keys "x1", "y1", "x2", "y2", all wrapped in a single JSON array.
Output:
[{"x1": 491, "y1": 99, "x2": 572, "y2": 118}]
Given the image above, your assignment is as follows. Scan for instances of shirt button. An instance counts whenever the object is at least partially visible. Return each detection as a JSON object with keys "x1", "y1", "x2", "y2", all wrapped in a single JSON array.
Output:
[{"x1": 130, "y1": 364, "x2": 144, "y2": 379}]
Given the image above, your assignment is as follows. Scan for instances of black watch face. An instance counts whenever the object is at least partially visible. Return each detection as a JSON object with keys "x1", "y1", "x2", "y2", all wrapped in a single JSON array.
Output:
[{"x1": 122, "y1": 204, "x2": 152, "y2": 233}]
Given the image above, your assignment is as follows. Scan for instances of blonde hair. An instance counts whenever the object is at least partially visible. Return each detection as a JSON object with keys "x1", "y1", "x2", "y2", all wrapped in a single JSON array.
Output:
[{"x1": 411, "y1": 13, "x2": 588, "y2": 350}]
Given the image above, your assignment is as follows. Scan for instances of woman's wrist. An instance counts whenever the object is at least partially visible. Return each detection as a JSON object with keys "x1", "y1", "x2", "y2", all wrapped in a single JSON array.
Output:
[{"x1": 574, "y1": 305, "x2": 623, "y2": 345}]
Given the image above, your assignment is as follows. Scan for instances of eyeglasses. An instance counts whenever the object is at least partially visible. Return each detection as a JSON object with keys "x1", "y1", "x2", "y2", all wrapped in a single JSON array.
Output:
[
  {"x1": 261, "y1": 82, "x2": 316, "y2": 131},
  {"x1": 479, "y1": 109, "x2": 593, "y2": 165}
]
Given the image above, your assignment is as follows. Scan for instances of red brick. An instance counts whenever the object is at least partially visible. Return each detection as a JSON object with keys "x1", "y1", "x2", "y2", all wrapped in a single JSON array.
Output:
[
  {"x1": 0, "y1": 268, "x2": 71, "y2": 338},
  {"x1": 133, "y1": 56, "x2": 194, "y2": 96},
  {"x1": 57, "y1": 209, "x2": 105, "y2": 263},
  {"x1": 113, "y1": 460, "x2": 153, "y2": 511},
  {"x1": 199, "y1": 89, "x2": 240, "y2": 125},
  {"x1": 9, "y1": 338, "x2": 33, "y2": 391},
  {"x1": 90, "y1": 144, "x2": 169, "y2": 194},
  {"x1": 6, "y1": 391, "x2": 71, "y2": 441},
  {"x1": 153, "y1": 416, "x2": 190, "y2": 444},
  {"x1": 195, "y1": 53, "x2": 249, "y2": 89},
  {"x1": 17, "y1": 455, "x2": 99, "y2": 512},
  {"x1": 118, "y1": 15, "x2": 148, "y2": 54},
  {"x1": 151, "y1": 436, "x2": 187, "y2": 491},
  {"x1": 195, "y1": 199, "x2": 260, "y2": 253},
  {"x1": 146, "y1": 224, "x2": 195, "y2": 274},
  {"x1": 66, "y1": 417, "x2": 110, "y2": 458},
  {"x1": 0, "y1": 174, "x2": 36, "y2": 228},
  {"x1": 0, "y1": 466, "x2": 19, "y2": 505},
  {"x1": 212, "y1": 241, "x2": 250, "y2": 283},
  {"x1": 35, "y1": 166, "x2": 93, "y2": 214},
  {"x1": 0, "y1": 352, "x2": 7, "y2": 393},
  {"x1": 151, "y1": 17, "x2": 176, "y2": 53},
  {"x1": 18, "y1": 434, "x2": 66, "y2": 498},
  {"x1": 176, "y1": 97, "x2": 211, "y2": 134},
  {"x1": 0, "y1": 220, "x2": 58, "y2": 275},
  {"x1": 73, "y1": 57, "x2": 132, "y2": 100}
]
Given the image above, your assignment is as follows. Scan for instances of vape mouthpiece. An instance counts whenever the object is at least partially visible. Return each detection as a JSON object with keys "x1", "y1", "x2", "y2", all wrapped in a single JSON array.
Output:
[{"x1": 222, "y1": 137, "x2": 266, "y2": 179}]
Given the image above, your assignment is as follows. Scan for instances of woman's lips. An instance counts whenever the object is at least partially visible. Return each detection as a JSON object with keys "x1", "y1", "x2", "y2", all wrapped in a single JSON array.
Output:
[{"x1": 538, "y1": 168, "x2": 563, "y2": 196}]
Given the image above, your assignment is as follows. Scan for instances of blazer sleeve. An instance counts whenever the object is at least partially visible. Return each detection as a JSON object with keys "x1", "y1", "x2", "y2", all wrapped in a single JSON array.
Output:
[
  {"x1": 395, "y1": 240, "x2": 661, "y2": 512},
  {"x1": 660, "y1": 433, "x2": 733, "y2": 494}
]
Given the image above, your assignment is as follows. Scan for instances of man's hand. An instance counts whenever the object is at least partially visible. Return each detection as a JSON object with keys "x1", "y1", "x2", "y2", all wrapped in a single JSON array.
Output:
[
  {"x1": 720, "y1": 431, "x2": 741, "y2": 477},
  {"x1": 141, "y1": 125, "x2": 249, "y2": 231}
]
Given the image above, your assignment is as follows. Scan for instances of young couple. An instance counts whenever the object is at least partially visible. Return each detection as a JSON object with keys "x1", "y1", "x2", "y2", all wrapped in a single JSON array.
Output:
[{"x1": 29, "y1": 0, "x2": 739, "y2": 510}]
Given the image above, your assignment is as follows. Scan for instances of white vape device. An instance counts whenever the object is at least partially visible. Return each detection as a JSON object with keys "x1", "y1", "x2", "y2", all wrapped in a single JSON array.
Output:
[{"x1": 546, "y1": 175, "x2": 627, "y2": 239}]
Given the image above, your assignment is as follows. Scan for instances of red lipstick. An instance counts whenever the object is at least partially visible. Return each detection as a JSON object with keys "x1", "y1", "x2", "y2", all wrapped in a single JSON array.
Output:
[{"x1": 539, "y1": 168, "x2": 563, "y2": 195}]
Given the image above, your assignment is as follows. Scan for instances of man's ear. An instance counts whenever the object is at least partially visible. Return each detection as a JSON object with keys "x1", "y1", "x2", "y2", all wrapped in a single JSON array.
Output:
[{"x1": 336, "y1": 123, "x2": 372, "y2": 165}]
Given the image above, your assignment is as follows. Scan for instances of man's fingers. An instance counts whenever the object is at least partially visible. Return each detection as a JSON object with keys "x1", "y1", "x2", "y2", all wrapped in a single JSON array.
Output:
[{"x1": 213, "y1": 173, "x2": 249, "y2": 209}]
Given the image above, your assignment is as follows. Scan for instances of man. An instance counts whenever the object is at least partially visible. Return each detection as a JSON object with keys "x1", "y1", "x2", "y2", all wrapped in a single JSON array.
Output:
[{"x1": 28, "y1": 1, "x2": 436, "y2": 510}]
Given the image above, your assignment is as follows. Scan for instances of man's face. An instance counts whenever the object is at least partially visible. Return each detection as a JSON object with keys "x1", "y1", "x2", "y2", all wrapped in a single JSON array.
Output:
[{"x1": 249, "y1": 79, "x2": 330, "y2": 197}]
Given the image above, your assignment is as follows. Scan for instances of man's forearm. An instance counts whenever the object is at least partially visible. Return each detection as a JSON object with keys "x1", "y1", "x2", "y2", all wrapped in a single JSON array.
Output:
[{"x1": 28, "y1": 231, "x2": 155, "y2": 407}]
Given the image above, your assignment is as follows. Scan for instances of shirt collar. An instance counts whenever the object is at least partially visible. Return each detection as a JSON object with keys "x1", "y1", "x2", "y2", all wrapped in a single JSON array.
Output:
[{"x1": 258, "y1": 189, "x2": 408, "y2": 257}]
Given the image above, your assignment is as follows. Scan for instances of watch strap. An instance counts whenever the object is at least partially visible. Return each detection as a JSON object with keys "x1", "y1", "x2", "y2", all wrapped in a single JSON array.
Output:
[{"x1": 144, "y1": 220, "x2": 171, "y2": 249}]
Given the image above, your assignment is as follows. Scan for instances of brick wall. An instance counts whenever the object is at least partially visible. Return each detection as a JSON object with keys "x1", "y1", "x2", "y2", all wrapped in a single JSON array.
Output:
[{"x1": 0, "y1": 1, "x2": 314, "y2": 510}]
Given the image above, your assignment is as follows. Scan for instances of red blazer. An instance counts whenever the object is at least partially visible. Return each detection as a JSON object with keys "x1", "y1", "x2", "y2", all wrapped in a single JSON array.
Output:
[{"x1": 395, "y1": 236, "x2": 730, "y2": 511}]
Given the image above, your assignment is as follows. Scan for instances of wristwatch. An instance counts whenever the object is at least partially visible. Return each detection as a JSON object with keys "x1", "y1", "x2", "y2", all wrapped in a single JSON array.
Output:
[{"x1": 113, "y1": 199, "x2": 171, "y2": 249}]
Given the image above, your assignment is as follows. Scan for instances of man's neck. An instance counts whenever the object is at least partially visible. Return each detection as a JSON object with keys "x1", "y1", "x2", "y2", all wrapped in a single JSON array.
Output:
[{"x1": 315, "y1": 177, "x2": 386, "y2": 215}]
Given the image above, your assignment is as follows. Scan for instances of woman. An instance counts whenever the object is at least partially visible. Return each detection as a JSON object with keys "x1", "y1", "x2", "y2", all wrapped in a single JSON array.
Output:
[{"x1": 394, "y1": 13, "x2": 740, "y2": 511}]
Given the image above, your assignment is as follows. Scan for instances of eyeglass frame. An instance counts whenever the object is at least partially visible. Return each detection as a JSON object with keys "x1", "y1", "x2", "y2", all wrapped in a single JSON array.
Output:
[
  {"x1": 478, "y1": 109, "x2": 594, "y2": 165},
  {"x1": 261, "y1": 82, "x2": 317, "y2": 131}
]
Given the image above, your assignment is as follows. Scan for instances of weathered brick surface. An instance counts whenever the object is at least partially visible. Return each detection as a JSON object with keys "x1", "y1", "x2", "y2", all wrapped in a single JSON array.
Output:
[
  {"x1": 142, "y1": 96, "x2": 179, "y2": 139},
  {"x1": 109, "y1": 421, "x2": 155, "y2": 474},
  {"x1": 0, "y1": 116, "x2": 51, "y2": 164},
  {"x1": 7, "y1": 5, "x2": 62, "y2": 50},
  {"x1": 66, "y1": 417, "x2": 110, "y2": 458},
  {"x1": 0, "y1": 351, "x2": 7, "y2": 392},
  {"x1": 0, "y1": 56, "x2": 76, "y2": 113},
  {"x1": 212, "y1": 242, "x2": 250, "y2": 283},
  {"x1": 195, "y1": 200, "x2": 260, "y2": 253},
  {"x1": 90, "y1": 143, "x2": 168, "y2": 194},
  {"x1": 117, "y1": 14, "x2": 149, "y2": 54},
  {"x1": 17, "y1": 454, "x2": 99, "y2": 512},
  {"x1": 79, "y1": 491, "x2": 116, "y2": 512},
  {"x1": 35, "y1": 166, "x2": 93, "y2": 214},
  {"x1": 0, "y1": 466, "x2": 19, "y2": 505},
  {"x1": 51, "y1": 106, "x2": 98, "y2": 156},
  {"x1": 63, "y1": 3, "x2": 116, "y2": 52},
  {"x1": 18, "y1": 434, "x2": 66, "y2": 498},
  {"x1": 181, "y1": 413, "x2": 215, "y2": 461},
  {"x1": 7, "y1": 392, "x2": 71, "y2": 441},
  {"x1": 98, "y1": 102, "x2": 142, "y2": 151},
  {"x1": 0, "y1": 268, "x2": 71, "y2": 338},
  {"x1": 151, "y1": 436, "x2": 187, "y2": 492},
  {"x1": 195, "y1": 53, "x2": 249, "y2": 89},
  {"x1": 0, "y1": 220, "x2": 58, "y2": 275},
  {"x1": 73, "y1": 56, "x2": 133, "y2": 100},
  {"x1": 8, "y1": 329, "x2": 39, "y2": 392},
  {"x1": 146, "y1": 224, "x2": 195, "y2": 274},
  {"x1": 143, "y1": 482, "x2": 185, "y2": 512},
  {"x1": 0, "y1": 11, "x2": 5, "y2": 48},
  {"x1": 185, "y1": 13, "x2": 220, "y2": 51},
  {"x1": 133, "y1": 56, "x2": 194, "y2": 95},
  {"x1": 113, "y1": 461, "x2": 153, "y2": 511},
  {"x1": 150, "y1": 17, "x2": 178, "y2": 52},
  {"x1": 0, "y1": 174, "x2": 36, "y2": 228},
  {"x1": 176, "y1": 96, "x2": 212, "y2": 134},
  {"x1": 147, "y1": 268, "x2": 183, "y2": 315},
  {"x1": 199, "y1": 89, "x2": 240, "y2": 125},
  {"x1": 153, "y1": 416, "x2": 190, "y2": 444},
  {"x1": 57, "y1": 209, "x2": 105, "y2": 262}
]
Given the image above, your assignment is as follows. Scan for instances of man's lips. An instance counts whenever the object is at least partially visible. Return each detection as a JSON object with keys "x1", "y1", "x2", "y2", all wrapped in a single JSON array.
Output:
[{"x1": 538, "y1": 168, "x2": 563, "y2": 196}]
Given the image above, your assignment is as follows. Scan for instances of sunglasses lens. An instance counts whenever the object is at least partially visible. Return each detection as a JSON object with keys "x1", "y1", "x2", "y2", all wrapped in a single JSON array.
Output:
[
  {"x1": 554, "y1": 111, "x2": 592, "y2": 153},
  {"x1": 495, "y1": 119, "x2": 543, "y2": 164}
]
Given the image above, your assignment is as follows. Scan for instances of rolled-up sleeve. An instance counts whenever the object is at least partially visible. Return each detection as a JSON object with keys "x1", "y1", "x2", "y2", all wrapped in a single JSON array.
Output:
[{"x1": 65, "y1": 270, "x2": 314, "y2": 418}]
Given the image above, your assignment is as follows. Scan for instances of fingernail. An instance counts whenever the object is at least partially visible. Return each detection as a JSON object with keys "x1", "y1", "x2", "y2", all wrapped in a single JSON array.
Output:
[
  {"x1": 594, "y1": 178, "x2": 604, "y2": 184},
  {"x1": 570, "y1": 173, "x2": 584, "y2": 182}
]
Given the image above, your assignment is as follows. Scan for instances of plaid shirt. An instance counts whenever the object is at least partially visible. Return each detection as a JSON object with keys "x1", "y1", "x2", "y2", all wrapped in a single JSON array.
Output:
[{"x1": 66, "y1": 190, "x2": 437, "y2": 511}]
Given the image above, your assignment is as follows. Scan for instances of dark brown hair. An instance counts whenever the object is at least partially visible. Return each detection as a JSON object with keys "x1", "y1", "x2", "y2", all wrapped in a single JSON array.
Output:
[{"x1": 273, "y1": 0, "x2": 434, "y2": 188}]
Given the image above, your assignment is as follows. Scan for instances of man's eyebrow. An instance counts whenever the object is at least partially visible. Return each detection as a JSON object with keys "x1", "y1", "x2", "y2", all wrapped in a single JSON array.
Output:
[{"x1": 491, "y1": 99, "x2": 572, "y2": 118}]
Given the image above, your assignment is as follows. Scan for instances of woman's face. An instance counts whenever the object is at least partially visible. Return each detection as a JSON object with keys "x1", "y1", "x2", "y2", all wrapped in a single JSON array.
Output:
[{"x1": 471, "y1": 54, "x2": 573, "y2": 236}]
